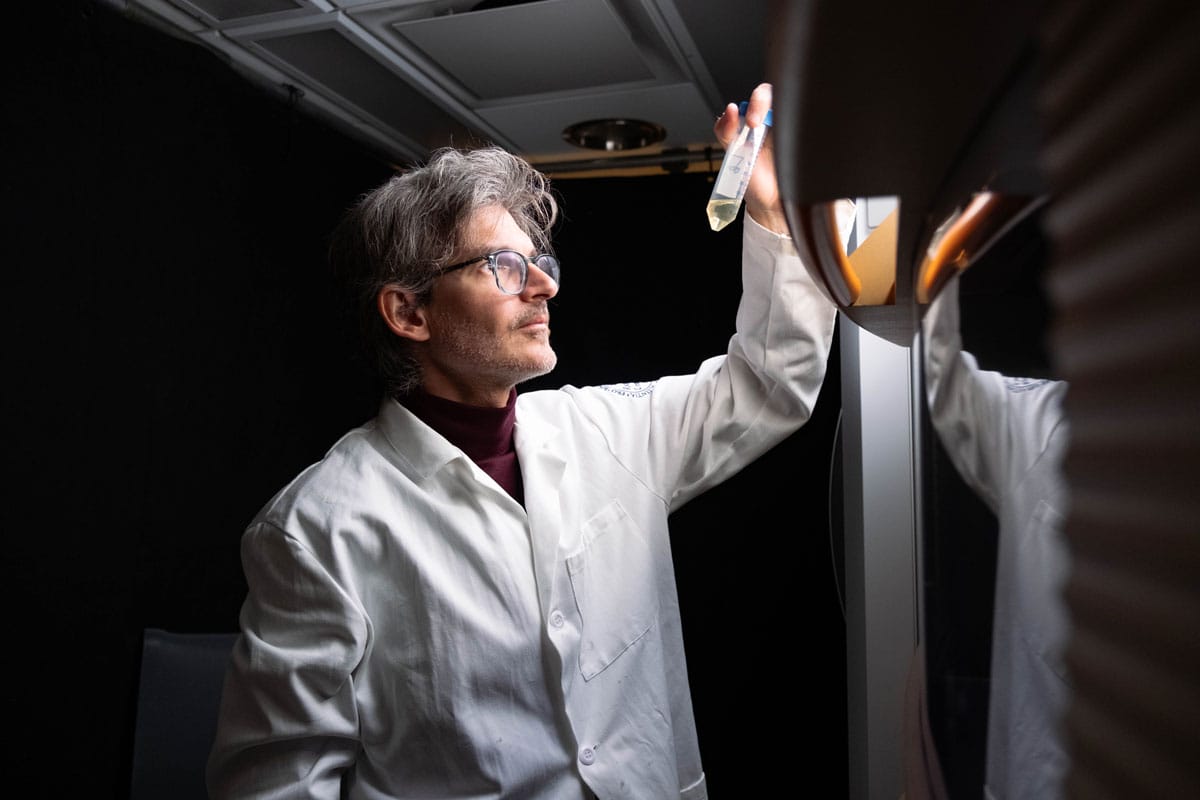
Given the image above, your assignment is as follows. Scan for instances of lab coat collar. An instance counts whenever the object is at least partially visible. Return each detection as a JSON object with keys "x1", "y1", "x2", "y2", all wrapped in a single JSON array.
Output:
[
  {"x1": 376, "y1": 393, "x2": 567, "y2": 479},
  {"x1": 375, "y1": 395, "x2": 466, "y2": 480},
  {"x1": 376, "y1": 392, "x2": 568, "y2": 613}
]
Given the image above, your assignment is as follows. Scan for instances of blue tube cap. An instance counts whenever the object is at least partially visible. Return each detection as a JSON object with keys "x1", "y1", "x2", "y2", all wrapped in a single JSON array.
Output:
[{"x1": 738, "y1": 100, "x2": 773, "y2": 127}]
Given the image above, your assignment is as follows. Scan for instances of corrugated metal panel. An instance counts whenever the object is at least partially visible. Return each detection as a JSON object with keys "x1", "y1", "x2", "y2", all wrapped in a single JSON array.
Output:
[{"x1": 1037, "y1": 1, "x2": 1200, "y2": 797}]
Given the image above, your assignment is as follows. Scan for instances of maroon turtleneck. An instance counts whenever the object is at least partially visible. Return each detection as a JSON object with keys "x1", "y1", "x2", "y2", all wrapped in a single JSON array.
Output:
[{"x1": 399, "y1": 388, "x2": 524, "y2": 506}]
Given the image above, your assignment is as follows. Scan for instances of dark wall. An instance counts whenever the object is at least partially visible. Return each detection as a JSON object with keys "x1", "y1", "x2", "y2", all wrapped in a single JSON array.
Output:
[{"x1": 4, "y1": 3, "x2": 846, "y2": 798}]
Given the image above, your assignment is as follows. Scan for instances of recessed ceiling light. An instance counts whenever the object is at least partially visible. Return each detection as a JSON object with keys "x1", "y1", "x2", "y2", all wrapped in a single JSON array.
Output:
[{"x1": 562, "y1": 118, "x2": 667, "y2": 151}]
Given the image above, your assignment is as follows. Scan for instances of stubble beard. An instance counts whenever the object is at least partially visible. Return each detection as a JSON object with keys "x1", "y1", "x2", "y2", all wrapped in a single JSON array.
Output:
[{"x1": 435, "y1": 307, "x2": 557, "y2": 390}]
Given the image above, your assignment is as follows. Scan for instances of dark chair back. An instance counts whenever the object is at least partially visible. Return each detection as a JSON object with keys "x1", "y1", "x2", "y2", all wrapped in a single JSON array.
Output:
[{"x1": 129, "y1": 627, "x2": 239, "y2": 800}]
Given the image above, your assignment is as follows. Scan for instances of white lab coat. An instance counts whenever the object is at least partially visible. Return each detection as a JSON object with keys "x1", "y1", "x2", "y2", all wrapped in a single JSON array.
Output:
[
  {"x1": 921, "y1": 276, "x2": 1072, "y2": 800},
  {"x1": 207, "y1": 216, "x2": 839, "y2": 800}
]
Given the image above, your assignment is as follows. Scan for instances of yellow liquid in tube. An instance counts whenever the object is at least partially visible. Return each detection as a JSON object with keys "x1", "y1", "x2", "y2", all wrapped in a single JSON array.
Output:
[
  {"x1": 706, "y1": 198, "x2": 741, "y2": 231},
  {"x1": 706, "y1": 102, "x2": 772, "y2": 232}
]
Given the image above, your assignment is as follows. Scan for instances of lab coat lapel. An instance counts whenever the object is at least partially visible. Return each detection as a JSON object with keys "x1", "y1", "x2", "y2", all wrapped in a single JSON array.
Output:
[{"x1": 514, "y1": 414, "x2": 567, "y2": 615}]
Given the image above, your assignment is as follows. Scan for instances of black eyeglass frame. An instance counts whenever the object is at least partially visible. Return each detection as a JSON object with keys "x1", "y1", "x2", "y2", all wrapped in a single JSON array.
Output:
[{"x1": 437, "y1": 249, "x2": 561, "y2": 295}]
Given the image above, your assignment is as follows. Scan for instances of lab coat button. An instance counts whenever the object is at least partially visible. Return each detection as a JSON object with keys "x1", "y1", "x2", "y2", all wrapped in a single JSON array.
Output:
[
  {"x1": 550, "y1": 610, "x2": 565, "y2": 628},
  {"x1": 578, "y1": 747, "x2": 595, "y2": 766}
]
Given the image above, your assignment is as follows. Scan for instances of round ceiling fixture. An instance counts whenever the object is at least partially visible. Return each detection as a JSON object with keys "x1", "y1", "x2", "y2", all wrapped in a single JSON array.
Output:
[{"x1": 562, "y1": 118, "x2": 667, "y2": 151}]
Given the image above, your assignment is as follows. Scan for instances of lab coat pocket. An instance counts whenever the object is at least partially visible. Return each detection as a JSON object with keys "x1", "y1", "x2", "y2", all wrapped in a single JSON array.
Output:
[{"x1": 566, "y1": 500, "x2": 660, "y2": 681}]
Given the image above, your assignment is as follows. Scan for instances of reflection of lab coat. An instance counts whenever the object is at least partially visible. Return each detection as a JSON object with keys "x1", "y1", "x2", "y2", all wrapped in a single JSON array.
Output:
[{"x1": 922, "y1": 276, "x2": 1072, "y2": 800}]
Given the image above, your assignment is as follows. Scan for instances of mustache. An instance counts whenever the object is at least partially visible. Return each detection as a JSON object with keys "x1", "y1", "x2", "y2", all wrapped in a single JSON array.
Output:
[{"x1": 513, "y1": 304, "x2": 549, "y2": 329}]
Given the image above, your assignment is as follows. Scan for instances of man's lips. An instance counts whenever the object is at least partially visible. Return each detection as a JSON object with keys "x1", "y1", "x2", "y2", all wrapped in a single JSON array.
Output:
[
  {"x1": 519, "y1": 320, "x2": 550, "y2": 336},
  {"x1": 515, "y1": 308, "x2": 549, "y2": 330}
]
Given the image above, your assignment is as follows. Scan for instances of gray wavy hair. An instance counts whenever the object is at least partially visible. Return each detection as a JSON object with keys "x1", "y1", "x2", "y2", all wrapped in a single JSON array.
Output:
[{"x1": 330, "y1": 145, "x2": 559, "y2": 396}]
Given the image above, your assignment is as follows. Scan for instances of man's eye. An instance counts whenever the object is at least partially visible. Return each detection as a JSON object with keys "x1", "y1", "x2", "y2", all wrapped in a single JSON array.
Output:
[{"x1": 494, "y1": 254, "x2": 523, "y2": 272}]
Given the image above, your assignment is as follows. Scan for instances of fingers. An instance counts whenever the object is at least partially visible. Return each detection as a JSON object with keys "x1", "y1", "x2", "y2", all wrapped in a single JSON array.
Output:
[
  {"x1": 713, "y1": 101, "x2": 741, "y2": 146},
  {"x1": 713, "y1": 82, "x2": 773, "y2": 144},
  {"x1": 744, "y1": 82, "x2": 772, "y2": 128}
]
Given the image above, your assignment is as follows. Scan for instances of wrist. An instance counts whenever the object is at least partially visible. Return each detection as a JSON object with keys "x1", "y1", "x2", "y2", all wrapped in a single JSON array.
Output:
[{"x1": 746, "y1": 206, "x2": 791, "y2": 236}]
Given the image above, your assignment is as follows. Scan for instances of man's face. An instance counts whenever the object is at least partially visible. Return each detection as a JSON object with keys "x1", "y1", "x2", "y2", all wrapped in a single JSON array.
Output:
[{"x1": 418, "y1": 204, "x2": 559, "y2": 405}]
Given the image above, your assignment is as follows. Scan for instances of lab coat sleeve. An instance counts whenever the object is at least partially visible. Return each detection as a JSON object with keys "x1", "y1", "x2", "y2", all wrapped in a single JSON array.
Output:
[
  {"x1": 564, "y1": 213, "x2": 840, "y2": 511},
  {"x1": 922, "y1": 276, "x2": 1012, "y2": 512},
  {"x1": 207, "y1": 522, "x2": 369, "y2": 800},
  {"x1": 922, "y1": 275, "x2": 1064, "y2": 513}
]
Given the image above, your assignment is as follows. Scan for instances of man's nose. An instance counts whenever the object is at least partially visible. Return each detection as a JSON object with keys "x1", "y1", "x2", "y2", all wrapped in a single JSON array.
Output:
[{"x1": 523, "y1": 262, "x2": 559, "y2": 298}]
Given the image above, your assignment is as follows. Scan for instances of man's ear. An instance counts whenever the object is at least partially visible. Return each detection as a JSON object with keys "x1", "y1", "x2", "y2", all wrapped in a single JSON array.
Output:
[{"x1": 378, "y1": 285, "x2": 431, "y2": 342}]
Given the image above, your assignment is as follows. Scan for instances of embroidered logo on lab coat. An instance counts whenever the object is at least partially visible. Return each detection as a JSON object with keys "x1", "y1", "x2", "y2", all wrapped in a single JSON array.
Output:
[
  {"x1": 599, "y1": 381, "x2": 657, "y2": 398},
  {"x1": 1004, "y1": 376, "x2": 1050, "y2": 393}
]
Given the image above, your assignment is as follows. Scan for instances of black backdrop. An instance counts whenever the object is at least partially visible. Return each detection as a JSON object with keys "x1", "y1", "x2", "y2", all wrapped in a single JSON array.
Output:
[{"x1": 4, "y1": 3, "x2": 847, "y2": 797}]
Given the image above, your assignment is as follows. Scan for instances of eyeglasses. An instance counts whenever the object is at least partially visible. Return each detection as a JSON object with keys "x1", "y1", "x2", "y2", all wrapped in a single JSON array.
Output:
[{"x1": 438, "y1": 249, "x2": 561, "y2": 295}]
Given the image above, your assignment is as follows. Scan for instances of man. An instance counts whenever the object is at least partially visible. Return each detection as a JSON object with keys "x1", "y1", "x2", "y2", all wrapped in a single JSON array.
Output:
[{"x1": 208, "y1": 83, "x2": 839, "y2": 799}]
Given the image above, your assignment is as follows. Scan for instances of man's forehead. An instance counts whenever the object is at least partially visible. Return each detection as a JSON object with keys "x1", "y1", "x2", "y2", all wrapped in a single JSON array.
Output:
[{"x1": 462, "y1": 205, "x2": 531, "y2": 252}]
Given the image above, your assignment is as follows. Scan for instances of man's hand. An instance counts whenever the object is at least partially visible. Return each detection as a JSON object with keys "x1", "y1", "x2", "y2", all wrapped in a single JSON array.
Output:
[{"x1": 713, "y1": 82, "x2": 789, "y2": 235}]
